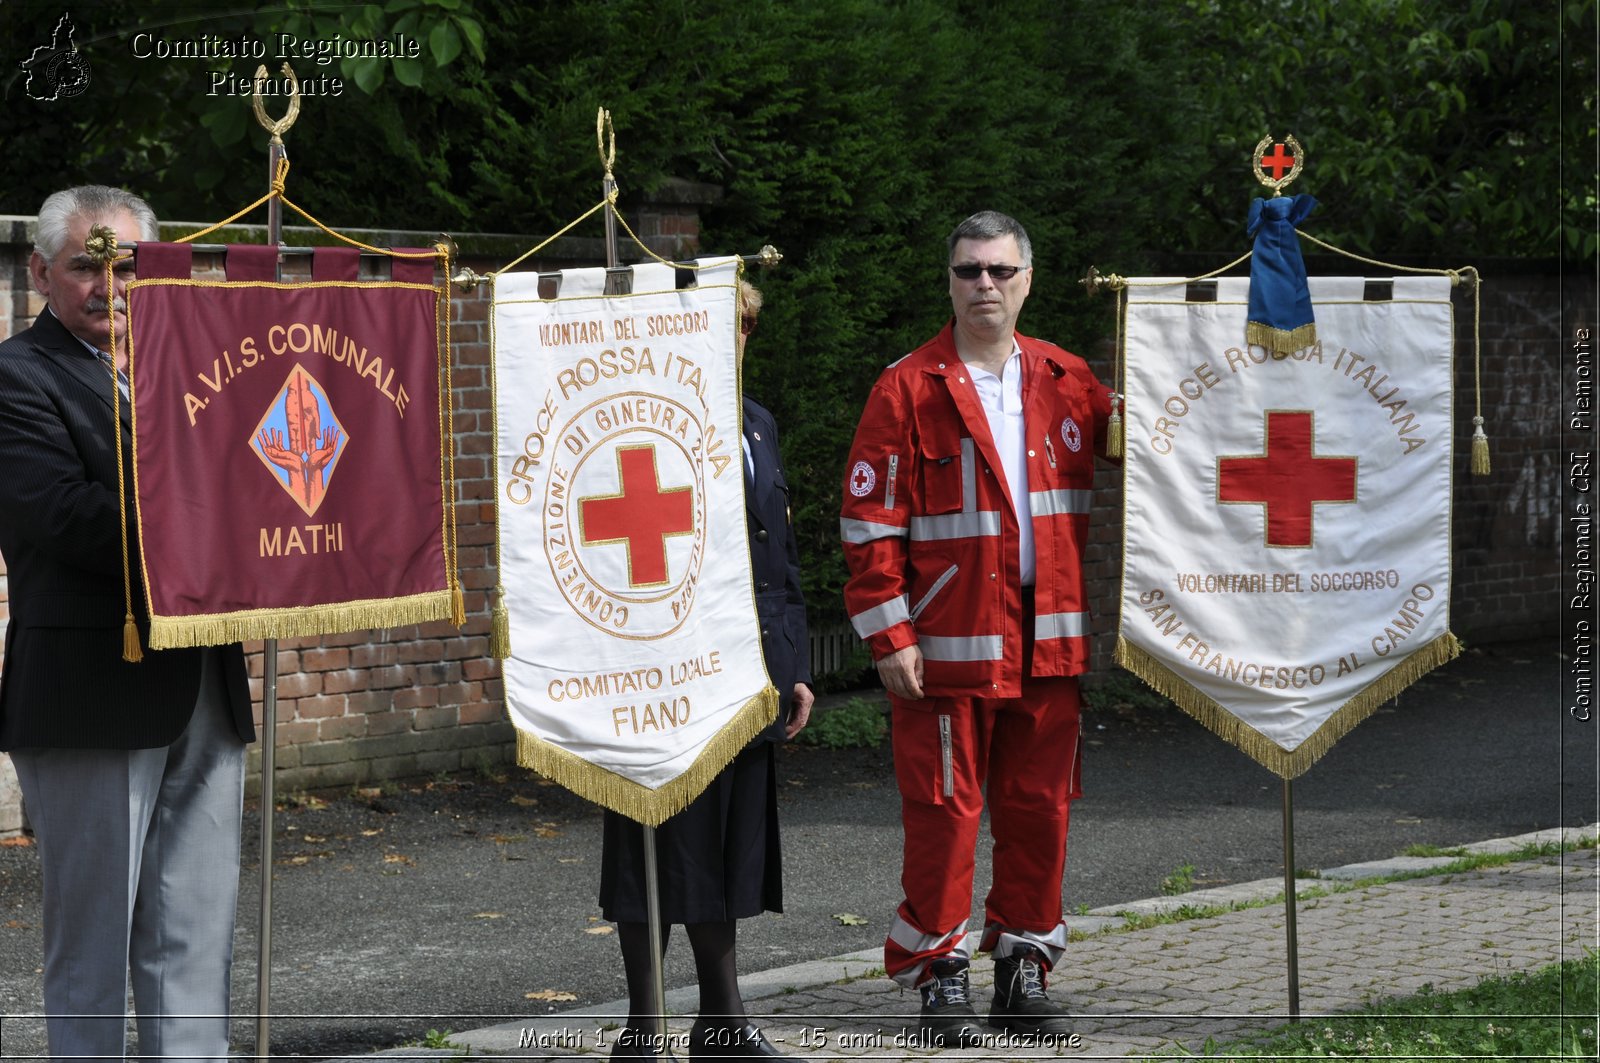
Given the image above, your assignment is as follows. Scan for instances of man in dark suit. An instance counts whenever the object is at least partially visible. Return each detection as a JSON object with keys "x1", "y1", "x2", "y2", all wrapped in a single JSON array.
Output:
[{"x1": 0, "y1": 185, "x2": 255, "y2": 1061}]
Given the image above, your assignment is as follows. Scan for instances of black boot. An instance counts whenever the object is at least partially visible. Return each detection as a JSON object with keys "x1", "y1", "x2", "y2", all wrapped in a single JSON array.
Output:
[
  {"x1": 988, "y1": 945, "x2": 1072, "y2": 1036},
  {"x1": 917, "y1": 957, "x2": 984, "y2": 1047},
  {"x1": 689, "y1": 1018, "x2": 800, "y2": 1060}
]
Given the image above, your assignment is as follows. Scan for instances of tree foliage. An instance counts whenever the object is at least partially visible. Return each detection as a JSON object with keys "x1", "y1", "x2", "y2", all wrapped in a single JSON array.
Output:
[{"x1": 2, "y1": 0, "x2": 1589, "y2": 621}]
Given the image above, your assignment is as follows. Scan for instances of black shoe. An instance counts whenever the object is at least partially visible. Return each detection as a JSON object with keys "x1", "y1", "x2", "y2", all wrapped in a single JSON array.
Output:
[
  {"x1": 689, "y1": 1018, "x2": 798, "y2": 1060},
  {"x1": 611, "y1": 1026, "x2": 681, "y2": 1059},
  {"x1": 917, "y1": 957, "x2": 985, "y2": 1047},
  {"x1": 988, "y1": 945, "x2": 1073, "y2": 1036}
]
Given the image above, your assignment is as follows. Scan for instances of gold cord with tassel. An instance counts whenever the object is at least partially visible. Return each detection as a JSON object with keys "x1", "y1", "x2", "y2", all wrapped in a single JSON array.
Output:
[{"x1": 100, "y1": 251, "x2": 142, "y2": 662}]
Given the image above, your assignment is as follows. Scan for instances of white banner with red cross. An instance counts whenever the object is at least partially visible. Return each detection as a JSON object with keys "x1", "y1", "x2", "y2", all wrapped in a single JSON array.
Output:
[
  {"x1": 1116, "y1": 276, "x2": 1460, "y2": 777},
  {"x1": 491, "y1": 258, "x2": 776, "y2": 825}
]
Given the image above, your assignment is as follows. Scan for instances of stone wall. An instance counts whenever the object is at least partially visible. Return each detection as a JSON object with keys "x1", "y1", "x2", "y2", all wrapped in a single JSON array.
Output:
[{"x1": 0, "y1": 209, "x2": 1589, "y2": 832}]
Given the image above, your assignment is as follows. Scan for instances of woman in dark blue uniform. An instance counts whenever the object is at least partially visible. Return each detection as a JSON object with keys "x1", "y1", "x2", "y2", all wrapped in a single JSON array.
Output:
[{"x1": 599, "y1": 280, "x2": 813, "y2": 1060}]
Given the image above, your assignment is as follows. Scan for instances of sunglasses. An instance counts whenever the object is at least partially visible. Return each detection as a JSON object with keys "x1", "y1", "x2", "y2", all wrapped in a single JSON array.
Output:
[
  {"x1": 740, "y1": 314, "x2": 758, "y2": 335},
  {"x1": 950, "y1": 264, "x2": 1024, "y2": 281}
]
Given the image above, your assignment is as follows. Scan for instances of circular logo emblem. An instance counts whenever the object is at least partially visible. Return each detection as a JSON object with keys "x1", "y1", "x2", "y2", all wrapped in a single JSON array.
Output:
[
  {"x1": 47, "y1": 50, "x2": 91, "y2": 99},
  {"x1": 1061, "y1": 416, "x2": 1083, "y2": 453},
  {"x1": 848, "y1": 460, "x2": 876, "y2": 497},
  {"x1": 545, "y1": 392, "x2": 707, "y2": 640}
]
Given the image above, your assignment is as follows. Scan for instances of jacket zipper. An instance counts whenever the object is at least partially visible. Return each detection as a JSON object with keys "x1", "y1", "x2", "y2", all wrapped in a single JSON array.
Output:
[
  {"x1": 909, "y1": 564, "x2": 959, "y2": 621},
  {"x1": 939, "y1": 714, "x2": 954, "y2": 797},
  {"x1": 885, "y1": 453, "x2": 898, "y2": 510}
]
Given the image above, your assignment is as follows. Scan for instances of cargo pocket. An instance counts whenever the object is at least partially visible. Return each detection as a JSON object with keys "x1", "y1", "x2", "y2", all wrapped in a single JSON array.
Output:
[{"x1": 919, "y1": 425, "x2": 965, "y2": 515}]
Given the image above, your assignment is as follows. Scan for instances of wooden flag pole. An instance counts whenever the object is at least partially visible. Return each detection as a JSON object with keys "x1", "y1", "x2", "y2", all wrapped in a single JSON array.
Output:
[
  {"x1": 594, "y1": 105, "x2": 673, "y2": 1046},
  {"x1": 1282, "y1": 777, "x2": 1301, "y2": 1019},
  {"x1": 251, "y1": 62, "x2": 301, "y2": 1063}
]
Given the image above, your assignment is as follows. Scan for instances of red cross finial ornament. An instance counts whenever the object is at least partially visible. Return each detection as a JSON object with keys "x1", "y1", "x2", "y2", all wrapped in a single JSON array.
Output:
[
  {"x1": 1252, "y1": 134, "x2": 1304, "y2": 196},
  {"x1": 1217, "y1": 410, "x2": 1356, "y2": 548},
  {"x1": 579, "y1": 444, "x2": 696, "y2": 587}
]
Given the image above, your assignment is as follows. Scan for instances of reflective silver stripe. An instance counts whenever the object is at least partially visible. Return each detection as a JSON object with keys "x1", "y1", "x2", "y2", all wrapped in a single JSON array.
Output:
[
  {"x1": 885, "y1": 454, "x2": 898, "y2": 510},
  {"x1": 1034, "y1": 611, "x2": 1091, "y2": 641},
  {"x1": 961, "y1": 436, "x2": 978, "y2": 512},
  {"x1": 850, "y1": 596, "x2": 911, "y2": 639},
  {"x1": 909, "y1": 565, "x2": 959, "y2": 620},
  {"x1": 984, "y1": 922, "x2": 1068, "y2": 970},
  {"x1": 919, "y1": 634, "x2": 1004, "y2": 662},
  {"x1": 909, "y1": 510, "x2": 1001, "y2": 540},
  {"x1": 886, "y1": 915, "x2": 971, "y2": 987},
  {"x1": 840, "y1": 517, "x2": 908, "y2": 544},
  {"x1": 1029, "y1": 488, "x2": 1092, "y2": 517},
  {"x1": 887, "y1": 915, "x2": 968, "y2": 954}
]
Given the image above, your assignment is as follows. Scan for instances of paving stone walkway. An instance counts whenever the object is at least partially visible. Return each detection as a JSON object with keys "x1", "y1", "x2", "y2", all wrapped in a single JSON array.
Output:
[{"x1": 425, "y1": 827, "x2": 1596, "y2": 1061}]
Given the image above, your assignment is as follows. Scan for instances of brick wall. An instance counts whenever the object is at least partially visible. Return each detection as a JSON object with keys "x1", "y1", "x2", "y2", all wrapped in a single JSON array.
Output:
[
  {"x1": 0, "y1": 208, "x2": 1589, "y2": 827},
  {"x1": 0, "y1": 185, "x2": 718, "y2": 820}
]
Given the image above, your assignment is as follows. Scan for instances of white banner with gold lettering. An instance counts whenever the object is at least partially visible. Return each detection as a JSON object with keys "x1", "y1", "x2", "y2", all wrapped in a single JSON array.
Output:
[
  {"x1": 1116, "y1": 276, "x2": 1459, "y2": 777},
  {"x1": 492, "y1": 259, "x2": 776, "y2": 824}
]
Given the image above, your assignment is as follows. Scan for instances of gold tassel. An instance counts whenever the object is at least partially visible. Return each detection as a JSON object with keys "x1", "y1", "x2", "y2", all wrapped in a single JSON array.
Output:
[
  {"x1": 451, "y1": 582, "x2": 467, "y2": 627},
  {"x1": 490, "y1": 586, "x2": 512, "y2": 659},
  {"x1": 122, "y1": 614, "x2": 143, "y2": 663},
  {"x1": 1470, "y1": 415, "x2": 1491, "y2": 476},
  {"x1": 1107, "y1": 395, "x2": 1124, "y2": 459}
]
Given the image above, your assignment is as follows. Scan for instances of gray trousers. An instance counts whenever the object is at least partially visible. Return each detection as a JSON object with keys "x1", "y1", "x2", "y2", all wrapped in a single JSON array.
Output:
[{"x1": 11, "y1": 649, "x2": 245, "y2": 1063}]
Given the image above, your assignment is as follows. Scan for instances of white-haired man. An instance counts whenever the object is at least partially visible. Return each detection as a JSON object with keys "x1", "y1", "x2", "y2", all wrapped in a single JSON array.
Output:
[{"x1": 0, "y1": 185, "x2": 255, "y2": 1061}]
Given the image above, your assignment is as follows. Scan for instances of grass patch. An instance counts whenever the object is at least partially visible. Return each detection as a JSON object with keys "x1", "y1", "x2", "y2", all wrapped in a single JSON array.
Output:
[
  {"x1": 1088, "y1": 837, "x2": 1596, "y2": 937},
  {"x1": 406, "y1": 1028, "x2": 470, "y2": 1059},
  {"x1": 797, "y1": 697, "x2": 887, "y2": 749},
  {"x1": 1160, "y1": 862, "x2": 1197, "y2": 896},
  {"x1": 1177, "y1": 950, "x2": 1597, "y2": 1060}
]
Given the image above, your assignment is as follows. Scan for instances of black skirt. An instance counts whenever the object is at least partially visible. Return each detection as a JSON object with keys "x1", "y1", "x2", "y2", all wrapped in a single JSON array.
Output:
[{"x1": 599, "y1": 741, "x2": 782, "y2": 924}]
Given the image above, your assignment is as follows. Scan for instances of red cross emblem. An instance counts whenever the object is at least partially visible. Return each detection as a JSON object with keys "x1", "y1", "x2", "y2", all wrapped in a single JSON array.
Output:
[
  {"x1": 848, "y1": 459, "x2": 876, "y2": 497},
  {"x1": 1218, "y1": 411, "x2": 1357, "y2": 548},
  {"x1": 1260, "y1": 142, "x2": 1295, "y2": 180},
  {"x1": 580, "y1": 444, "x2": 695, "y2": 586}
]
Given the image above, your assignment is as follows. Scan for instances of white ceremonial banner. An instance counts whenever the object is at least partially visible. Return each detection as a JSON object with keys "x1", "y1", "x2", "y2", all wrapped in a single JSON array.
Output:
[
  {"x1": 492, "y1": 258, "x2": 776, "y2": 824},
  {"x1": 1117, "y1": 276, "x2": 1459, "y2": 777}
]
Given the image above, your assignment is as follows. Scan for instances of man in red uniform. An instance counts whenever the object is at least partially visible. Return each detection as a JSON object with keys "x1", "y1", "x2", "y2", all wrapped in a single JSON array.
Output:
[{"x1": 840, "y1": 211, "x2": 1113, "y2": 1045}]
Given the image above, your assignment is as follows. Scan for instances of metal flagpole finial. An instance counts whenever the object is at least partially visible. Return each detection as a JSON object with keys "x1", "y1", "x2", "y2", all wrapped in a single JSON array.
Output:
[
  {"x1": 252, "y1": 63, "x2": 302, "y2": 146},
  {"x1": 1079, "y1": 264, "x2": 1125, "y2": 297},
  {"x1": 1253, "y1": 134, "x2": 1304, "y2": 197},
  {"x1": 597, "y1": 107, "x2": 616, "y2": 180},
  {"x1": 84, "y1": 223, "x2": 120, "y2": 263},
  {"x1": 754, "y1": 244, "x2": 782, "y2": 267}
]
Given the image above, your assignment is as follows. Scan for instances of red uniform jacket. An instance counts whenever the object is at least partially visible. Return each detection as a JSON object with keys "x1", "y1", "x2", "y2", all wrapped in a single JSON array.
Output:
[{"x1": 840, "y1": 323, "x2": 1113, "y2": 698}]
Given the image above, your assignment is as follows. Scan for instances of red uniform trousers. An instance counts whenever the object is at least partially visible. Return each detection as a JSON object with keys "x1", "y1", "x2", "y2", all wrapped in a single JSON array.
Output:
[{"x1": 883, "y1": 668, "x2": 1081, "y2": 987}]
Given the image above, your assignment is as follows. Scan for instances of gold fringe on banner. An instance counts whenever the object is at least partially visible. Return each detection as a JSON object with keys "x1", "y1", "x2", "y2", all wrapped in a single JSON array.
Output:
[
  {"x1": 147, "y1": 590, "x2": 453, "y2": 650},
  {"x1": 1114, "y1": 631, "x2": 1461, "y2": 780},
  {"x1": 515, "y1": 686, "x2": 780, "y2": 827},
  {"x1": 1245, "y1": 319, "x2": 1317, "y2": 356}
]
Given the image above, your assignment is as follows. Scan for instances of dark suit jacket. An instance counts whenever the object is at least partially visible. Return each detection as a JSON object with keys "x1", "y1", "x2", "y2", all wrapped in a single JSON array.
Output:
[
  {"x1": 0, "y1": 310, "x2": 254, "y2": 750},
  {"x1": 743, "y1": 397, "x2": 810, "y2": 743}
]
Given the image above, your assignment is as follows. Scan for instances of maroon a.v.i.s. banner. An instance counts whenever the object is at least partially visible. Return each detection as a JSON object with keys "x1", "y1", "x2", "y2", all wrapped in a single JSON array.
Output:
[{"x1": 126, "y1": 243, "x2": 453, "y2": 648}]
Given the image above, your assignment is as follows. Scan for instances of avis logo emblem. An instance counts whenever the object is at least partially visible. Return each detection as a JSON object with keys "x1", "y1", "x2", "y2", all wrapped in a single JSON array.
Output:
[
  {"x1": 848, "y1": 460, "x2": 876, "y2": 497},
  {"x1": 251, "y1": 365, "x2": 348, "y2": 517},
  {"x1": 1060, "y1": 416, "x2": 1083, "y2": 453},
  {"x1": 20, "y1": 13, "x2": 91, "y2": 102}
]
